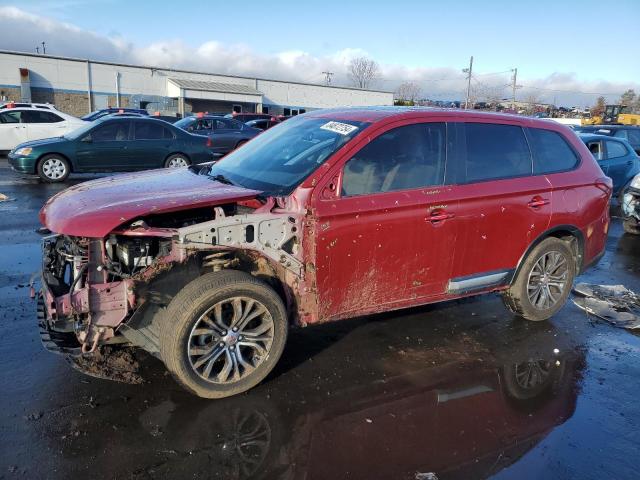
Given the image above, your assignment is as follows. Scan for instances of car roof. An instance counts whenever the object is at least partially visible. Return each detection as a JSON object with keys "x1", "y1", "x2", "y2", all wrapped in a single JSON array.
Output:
[
  {"x1": 579, "y1": 133, "x2": 628, "y2": 142},
  {"x1": 304, "y1": 106, "x2": 566, "y2": 125}
]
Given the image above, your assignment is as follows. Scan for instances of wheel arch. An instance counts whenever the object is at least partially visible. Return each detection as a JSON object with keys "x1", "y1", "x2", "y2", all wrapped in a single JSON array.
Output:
[{"x1": 510, "y1": 225, "x2": 585, "y2": 284}]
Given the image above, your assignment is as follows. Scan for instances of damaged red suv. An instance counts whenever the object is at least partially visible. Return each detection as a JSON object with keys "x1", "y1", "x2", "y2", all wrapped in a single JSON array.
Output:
[{"x1": 38, "y1": 108, "x2": 611, "y2": 398}]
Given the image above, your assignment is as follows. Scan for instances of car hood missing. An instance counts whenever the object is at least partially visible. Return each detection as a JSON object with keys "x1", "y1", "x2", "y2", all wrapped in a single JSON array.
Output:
[{"x1": 40, "y1": 167, "x2": 262, "y2": 237}]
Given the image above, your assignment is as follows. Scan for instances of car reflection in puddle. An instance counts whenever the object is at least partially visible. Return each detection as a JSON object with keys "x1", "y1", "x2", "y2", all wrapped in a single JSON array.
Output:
[{"x1": 126, "y1": 315, "x2": 585, "y2": 480}]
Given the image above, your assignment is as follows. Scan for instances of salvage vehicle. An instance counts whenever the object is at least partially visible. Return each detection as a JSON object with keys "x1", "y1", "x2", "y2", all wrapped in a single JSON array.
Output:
[
  {"x1": 0, "y1": 103, "x2": 85, "y2": 153},
  {"x1": 36, "y1": 107, "x2": 611, "y2": 398},
  {"x1": 574, "y1": 125, "x2": 640, "y2": 155},
  {"x1": 8, "y1": 116, "x2": 215, "y2": 182},
  {"x1": 622, "y1": 173, "x2": 640, "y2": 234},
  {"x1": 81, "y1": 107, "x2": 149, "y2": 122},
  {"x1": 579, "y1": 133, "x2": 640, "y2": 201},
  {"x1": 174, "y1": 115, "x2": 260, "y2": 158}
]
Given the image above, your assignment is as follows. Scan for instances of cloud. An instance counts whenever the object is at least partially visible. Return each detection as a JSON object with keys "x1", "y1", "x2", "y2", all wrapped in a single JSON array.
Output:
[{"x1": 0, "y1": 6, "x2": 637, "y2": 107}]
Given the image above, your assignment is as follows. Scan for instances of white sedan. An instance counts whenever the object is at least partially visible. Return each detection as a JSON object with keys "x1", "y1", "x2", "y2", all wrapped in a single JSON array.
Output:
[{"x1": 0, "y1": 105, "x2": 85, "y2": 151}]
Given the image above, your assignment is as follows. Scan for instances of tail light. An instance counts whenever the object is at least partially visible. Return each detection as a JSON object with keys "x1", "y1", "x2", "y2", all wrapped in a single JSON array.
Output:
[{"x1": 206, "y1": 137, "x2": 213, "y2": 147}]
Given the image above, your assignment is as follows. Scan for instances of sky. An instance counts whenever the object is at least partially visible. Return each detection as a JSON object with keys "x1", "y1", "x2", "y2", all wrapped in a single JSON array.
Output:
[{"x1": 0, "y1": 0, "x2": 638, "y2": 107}]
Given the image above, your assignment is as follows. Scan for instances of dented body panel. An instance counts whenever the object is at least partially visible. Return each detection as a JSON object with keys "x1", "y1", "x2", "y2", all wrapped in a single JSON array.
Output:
[{"x1": 37, "y1": 107, "x2": 611, "y2": 356}]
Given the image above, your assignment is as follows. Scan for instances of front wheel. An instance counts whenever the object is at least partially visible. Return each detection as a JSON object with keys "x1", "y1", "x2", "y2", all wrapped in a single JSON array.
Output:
[
  {"x1": 164, "y1": 153, "x2": 191, "y2": 168},
  {"x1": 503, "y1": 237, "x2": 576, "y2": 321},
  {"x1": 159, "y1": 270, "x2": 288, "y2": 399},
  {"x1": 38, "y1": 154, "x2": 70, "y2": 182}
]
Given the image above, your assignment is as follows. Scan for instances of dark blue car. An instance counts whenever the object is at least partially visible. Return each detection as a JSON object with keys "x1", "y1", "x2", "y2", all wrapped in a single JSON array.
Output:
[
  {"x1": 82, "y1": 108, "x2": 149, "y2": 122},
  {"x1": 579, "y1": 133, "x2": 640, "y2": 200}
]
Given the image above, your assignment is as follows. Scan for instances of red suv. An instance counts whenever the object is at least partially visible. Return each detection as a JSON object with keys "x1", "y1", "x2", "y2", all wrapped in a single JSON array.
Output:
[{"x1": 38, "y1": 108, "x2": 611, "y2": 398}]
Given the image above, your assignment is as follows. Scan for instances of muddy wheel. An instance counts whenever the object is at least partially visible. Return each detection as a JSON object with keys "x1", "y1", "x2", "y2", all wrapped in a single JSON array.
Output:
[
  {"x1": 164, "y1": 153, "x2": 191, "y2": 168},
  {"x1": 623, "y1": 219, "x2": 640, "y2": 235},
  {"x1": 503, "y1": 237, "x2": 576, "y2": 321},
  {"x1": 38, "y1": 154, "x2": 70, "y2": 182},
  {"x1": 159, "y1": 270, "x2": 288, "y2": 399}
]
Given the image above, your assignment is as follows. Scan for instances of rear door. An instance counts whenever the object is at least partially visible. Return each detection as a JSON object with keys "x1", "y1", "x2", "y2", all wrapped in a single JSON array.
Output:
[
  {"x1": 603, "y1": 139, "x2": 636, "y2": 192},
  {"x1": 128, "y1": 120, "x2": 174, "y2": 169},
  {"x1": 447, "y1": 121, "x2": 552, "y2": 293},
  {"x1": 22, "y1": 110, "x2": 67, "y2": 141},
  {"x1": 76, "y1": 120, "x2": 131, "y2": 170},
  {"x1": 0, "y1": 110, "x2": 27, "y2": 150},
  {"x1": 212, "y1": 118, "x2": 243, "y2": 153}
]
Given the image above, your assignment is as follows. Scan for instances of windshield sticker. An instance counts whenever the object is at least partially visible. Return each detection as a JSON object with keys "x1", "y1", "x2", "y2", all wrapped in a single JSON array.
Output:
[{"x1": 320, "y1": 121, "x2": 358, "y2": 136}]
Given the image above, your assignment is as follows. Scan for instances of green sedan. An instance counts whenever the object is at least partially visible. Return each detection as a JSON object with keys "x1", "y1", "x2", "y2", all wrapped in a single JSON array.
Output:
[{"x1": 8, "y1": 116, "x2": 215, "y2": 182}]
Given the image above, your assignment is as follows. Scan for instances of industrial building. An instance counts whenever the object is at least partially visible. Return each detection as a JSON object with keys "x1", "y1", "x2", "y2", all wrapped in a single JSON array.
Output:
[{"x1": 0, "y1": 50, "x2": 393, "y2": 118}]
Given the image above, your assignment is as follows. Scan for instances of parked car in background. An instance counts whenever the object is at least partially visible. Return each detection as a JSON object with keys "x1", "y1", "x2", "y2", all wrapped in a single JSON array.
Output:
[
  {"x1": 245, "y1": 117, "x2": 281, "y2": 131},
  {"x1": 174, "y1": 115, "x2": 260, "y2": 157},
  {"x1": 574, "y1": 125, "x2": 640, "y2": 155},
  {"x1": 82, "y1": 108, "x2": 149, "y2": 122},
  {"x1": 0, "y1": 104, "x2": 85, "y2": 152},
  {"x1": 225, "y1": 112, "x2": 272, "y2": 123},
  {"x1": 36, "y1": 108, "x2": 610, "y2": 399},
  {"x1": 621, "y1": 173, "x2": 640, "y2": 234},
  {"x1": 150, "y1": 114, "x2": 181, "y2": 124},
  {"x1": 0, "y1": 102, "x2": 58, "y2": 111},
  {"x1": 579, "y1": 134, "x2": 640, "y2": 200},
  {"x1": 8, "y1": 117, "x2": 215, "y2": 182}
]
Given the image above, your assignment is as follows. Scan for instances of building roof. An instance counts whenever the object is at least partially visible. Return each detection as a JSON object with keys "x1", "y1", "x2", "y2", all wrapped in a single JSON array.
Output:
[{"x1": 168, "y1": 78, "x2": 262, "y2": 96}]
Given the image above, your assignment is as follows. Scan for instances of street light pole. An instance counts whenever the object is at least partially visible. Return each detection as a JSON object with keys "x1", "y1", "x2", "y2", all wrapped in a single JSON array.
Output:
[
  {"x1": 464, "y1": 56, "x2": 473, "y2": 109},
  {"x1": 511, "y1": 68, "x2": 518, "y2": 110}
]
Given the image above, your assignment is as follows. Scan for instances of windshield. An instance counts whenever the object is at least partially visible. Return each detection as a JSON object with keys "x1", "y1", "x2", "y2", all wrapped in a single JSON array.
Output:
[
  {"x1": 208, "y1": 116, "x2": 368, "y2": 196},
  {"x1": 174, "y1": 117, "x2": 196, "y2": 130},
  {"x1": 64, "y1": 121, "x2": 98, "y2": 140}
]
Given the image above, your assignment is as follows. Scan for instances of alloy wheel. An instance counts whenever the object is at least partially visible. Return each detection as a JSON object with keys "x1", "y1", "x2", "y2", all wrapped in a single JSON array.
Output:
[
  {"x1": 42, "y1": 158, "x2": 67, "y2": 180},
  {"x1": 167, "y1": 156, "x2": 189, "y2": 167},
  {"x1": 527, "y1": 250, "x2": 569, "y2": 310},
  {"x1": 187, "y1": 297, "x2": 274, "y2": 384},
  {"x1": 513, "y1": 360, "x2": 551, "y2": 390}
]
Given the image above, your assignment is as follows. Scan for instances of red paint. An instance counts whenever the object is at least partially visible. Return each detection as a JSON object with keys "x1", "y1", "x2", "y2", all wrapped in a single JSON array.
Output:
[
  {"x1": 41, "y1": 108, "x2": 610, "y2": 327},
  {"x1": 40, "y1": 167, "x2": 261, "y2": 237}
]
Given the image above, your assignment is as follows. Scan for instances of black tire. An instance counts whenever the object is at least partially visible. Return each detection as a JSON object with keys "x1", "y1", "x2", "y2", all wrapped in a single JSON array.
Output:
[
  {"x1": 503, "y1": 237, "x2": 576, "y2": 321},
  {"x1": 37, "y1": 154, "x2": 70, "y2": 182},
  {"x1": 159, "y1": 270, "x2": 288, "y2": 399},
  {"x1": 623, "y1": 218, "x2": 640, "y2": 235},
  {"x1": 164, "y1": 153, "x2": 191, "y2": 168}
]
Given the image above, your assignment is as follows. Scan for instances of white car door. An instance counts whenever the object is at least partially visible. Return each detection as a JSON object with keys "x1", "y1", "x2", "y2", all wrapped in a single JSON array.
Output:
[
  {"x1": 22, "y1": 110, "x2": 70, "y2": 142},
  {"x1": 0, "y1": 110, "x2": 28, "y2": 150}
]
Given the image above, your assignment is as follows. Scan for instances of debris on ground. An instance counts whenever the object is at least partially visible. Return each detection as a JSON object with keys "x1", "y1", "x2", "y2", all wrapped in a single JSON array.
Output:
[
  {"x1": 415, "y1": 473, "x2": 438, "y2": 480},
  {"x1": 67, "y1": 347, "x2": 144, "y2": 384},
  {"x1": 573, "y1": 283, "x2": 640, "y2": 329}
]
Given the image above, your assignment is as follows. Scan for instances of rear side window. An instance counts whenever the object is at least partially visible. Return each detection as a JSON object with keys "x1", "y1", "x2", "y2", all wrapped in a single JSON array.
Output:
[
  {"x1": 461, "y1": 123, "x2": 531, "y2": 182},
  {"x1": 606, "y1": 140, "x2": 628, "y2": 159},
  {"x1": 135, "y1": 121, "x2": 172, "y2": 140},
  {"x1": 342, "y1": 122, "x2": 446, "y2": 196},
  {"x1": 528, "y1": 128, "x2": 579, "y2": 174}
]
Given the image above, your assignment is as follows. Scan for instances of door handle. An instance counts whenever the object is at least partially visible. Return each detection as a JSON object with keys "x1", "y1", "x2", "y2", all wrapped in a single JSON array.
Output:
[
  {"x1": 429, "y1": 211, "x2": 455, "y2": 222},
  {"x1": 528, "y1": 197, "x2": 550, "y2": 208}
]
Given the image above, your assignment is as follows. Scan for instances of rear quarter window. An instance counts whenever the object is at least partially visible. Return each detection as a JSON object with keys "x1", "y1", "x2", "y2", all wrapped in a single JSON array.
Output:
[{"x1": 528, "y1": 128, "x2": 579, "y2": 174}]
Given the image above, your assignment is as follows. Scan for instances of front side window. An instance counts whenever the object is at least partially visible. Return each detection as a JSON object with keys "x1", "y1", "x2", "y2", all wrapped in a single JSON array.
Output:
[
  {"x1": 462, "y1": 123, "x2": 531, "y2": 182},
  {"x1": 342, "y1": 122, "x2": 446, "y2": 196},
  {"x1": 606, "y1": 140, "x2": 629, "y2": 159},
  {"x1": 208, "y1": 116, "x2": 368, "y2": 196},
  {"x1": 90, "y1": 122, "x2": 129, "y2": 142},
  {"x1": 22, "y1": 111, "x2": 64, "y2": 123},
  {"x1": 528, "y1": 128, "x2": 579, "y2": 174}
]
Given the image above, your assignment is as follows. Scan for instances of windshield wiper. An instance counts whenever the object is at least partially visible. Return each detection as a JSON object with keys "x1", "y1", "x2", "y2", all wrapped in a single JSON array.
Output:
[{"x1": 210, "y1": 173, "x2": 236, "y2": 186}]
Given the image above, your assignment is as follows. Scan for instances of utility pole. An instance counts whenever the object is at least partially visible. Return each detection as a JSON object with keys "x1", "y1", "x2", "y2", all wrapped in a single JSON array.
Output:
[
  {"x1": 41, "y1": 42, "x2": 46, "y2": 54},
  {"x1": 463, "y1": 56, "x2": 473, "y2": 109},
  {"x1": 511, "y1": 68, "x2": 518, "y2": 110},
  {"x1": 322, "y1": 71, "x2": 334, "y2": 85},
  {"x1": 35, "y1": 46, "x2": 39, "y2": 54}
]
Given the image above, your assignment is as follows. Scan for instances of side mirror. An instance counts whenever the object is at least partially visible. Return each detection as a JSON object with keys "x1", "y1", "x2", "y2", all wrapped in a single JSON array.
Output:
[{"x1": 81, "y1": 135, "x2": 92, "y2": 143}]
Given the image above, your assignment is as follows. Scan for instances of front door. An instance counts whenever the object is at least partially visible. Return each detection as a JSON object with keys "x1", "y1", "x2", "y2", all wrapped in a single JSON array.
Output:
[
  {"x1": 76, "y1": 120, "x2": 131, "y2": 171},
  {"x1": 0, "y1": 110, "x2": 27, "y2": 150},
  {"x1": 603, "y1": 139, "x2": 635, "y2": 193},
  {"x1": 312, "y1": 121, "x2": 459, "y2": 321}
]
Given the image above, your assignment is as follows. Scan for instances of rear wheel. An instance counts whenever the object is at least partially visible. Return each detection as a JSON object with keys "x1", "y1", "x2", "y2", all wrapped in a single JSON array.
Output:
[
  {"x1": 159, "y1": 270, "x2": 288, "y2": 399},
  {"x1": 37, "y1": 154, "x2": 70, "y2": 182},
  {"x1": 164, "y1": 153, "x2": 190, "y2": 168},
  {"x1": 503, "y1": 237, "x2": 576, "y2": 321},
  {"x1": 235, "y1": 140, "x2": 248, "y2": 150}
]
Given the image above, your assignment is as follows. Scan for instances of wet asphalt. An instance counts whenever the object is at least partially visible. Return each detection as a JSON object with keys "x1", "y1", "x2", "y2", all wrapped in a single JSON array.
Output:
[{"x1": 0, "y1": 158, "x2": 639, "y2": 480}]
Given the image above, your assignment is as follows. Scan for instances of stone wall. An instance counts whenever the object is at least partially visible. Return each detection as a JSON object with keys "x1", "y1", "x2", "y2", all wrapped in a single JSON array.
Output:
[
  {"x1": 0, "y1": 86, "x2": 21, "y2": 103},
  {"x1": 31, "y1": 88, "x2": 91, "y2": 117}
]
